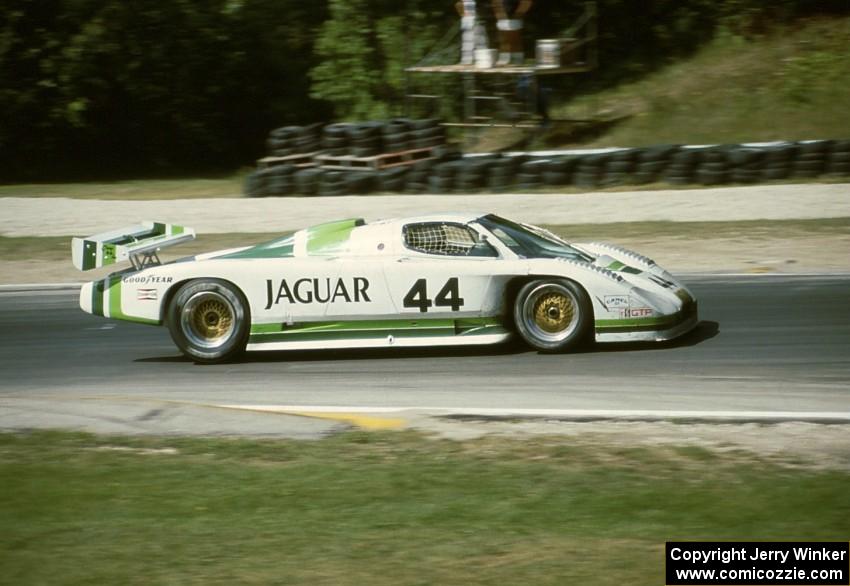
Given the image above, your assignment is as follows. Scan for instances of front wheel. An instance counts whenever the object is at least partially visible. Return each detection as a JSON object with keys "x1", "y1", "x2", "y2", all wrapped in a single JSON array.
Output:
[
  {"x1": 513, "y1": 279, "x2": 593, "y2": 353},
  {"x1": 167, "y1": 279, "x2": 250, "y2": 364}
]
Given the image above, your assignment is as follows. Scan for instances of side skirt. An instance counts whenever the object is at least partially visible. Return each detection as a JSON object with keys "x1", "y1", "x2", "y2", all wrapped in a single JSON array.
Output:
[{"x1": 246, "y1": 317, "x2": 510, "y2": 351}]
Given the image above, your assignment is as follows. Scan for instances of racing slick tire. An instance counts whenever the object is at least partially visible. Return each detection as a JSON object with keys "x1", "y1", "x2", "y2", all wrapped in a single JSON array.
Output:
[
  {"x1": 167, "y1": 279, "x2": 251, "y2": 364},
  {"x1": 514, "y1": 279, "x2": 593, "y2": 353}
]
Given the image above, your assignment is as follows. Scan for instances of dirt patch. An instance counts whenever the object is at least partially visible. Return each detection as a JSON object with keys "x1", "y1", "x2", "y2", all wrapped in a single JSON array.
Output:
[{"x1": 414, "y1": 418, "x2": 850, "y2": 471}]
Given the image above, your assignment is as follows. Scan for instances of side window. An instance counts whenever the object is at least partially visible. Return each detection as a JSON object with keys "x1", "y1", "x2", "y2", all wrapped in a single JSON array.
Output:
[{"x1": 403, "y1": 222, "x2": 497, "y2": 257}]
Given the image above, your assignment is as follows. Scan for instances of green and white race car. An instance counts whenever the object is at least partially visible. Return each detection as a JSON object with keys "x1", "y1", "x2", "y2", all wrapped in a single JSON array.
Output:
[{"x1": 74, "y1": 214, "x2": 698, "y2": 363}]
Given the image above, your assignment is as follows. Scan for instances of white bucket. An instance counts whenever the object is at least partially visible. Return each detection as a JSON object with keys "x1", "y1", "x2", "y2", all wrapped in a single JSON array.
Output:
[
  {"x1": 475, "y1": 48, "x2": 497, "y2": 69},
  {"x1": 536, "y1": 39, "x2": 561, "y2": 68}
]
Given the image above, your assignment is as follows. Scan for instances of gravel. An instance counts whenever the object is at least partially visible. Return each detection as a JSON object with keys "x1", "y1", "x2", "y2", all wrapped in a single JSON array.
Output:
[{"x1": 2, "y1": 183, "x2": 848, "y2": 238}]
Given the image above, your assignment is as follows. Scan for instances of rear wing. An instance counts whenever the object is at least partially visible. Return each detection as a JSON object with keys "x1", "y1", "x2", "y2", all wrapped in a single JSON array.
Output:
[{"x1": 72, "y1": 221, "x2": 195, "y2": 271}]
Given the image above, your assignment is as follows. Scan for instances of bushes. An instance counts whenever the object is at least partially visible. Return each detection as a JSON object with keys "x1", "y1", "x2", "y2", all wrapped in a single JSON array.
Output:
[{"x1": 0, "y1": 0, "x2": 331, "y2": 181}]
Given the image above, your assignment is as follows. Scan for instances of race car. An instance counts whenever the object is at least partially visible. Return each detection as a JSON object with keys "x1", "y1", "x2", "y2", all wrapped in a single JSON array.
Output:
[{"x1": 73, "y1": 214, "x2": 698, "y2": 363}]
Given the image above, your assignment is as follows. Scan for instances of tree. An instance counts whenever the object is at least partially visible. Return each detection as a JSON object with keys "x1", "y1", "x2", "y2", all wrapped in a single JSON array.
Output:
[{"x1": 310, "y1": 0, "x2": 387, "y2": 120}]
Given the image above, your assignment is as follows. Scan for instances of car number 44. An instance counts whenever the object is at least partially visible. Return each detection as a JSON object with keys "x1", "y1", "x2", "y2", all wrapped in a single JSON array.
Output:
[{"x1": 403, "y1": 278, "x2": 465, "y2": 312}]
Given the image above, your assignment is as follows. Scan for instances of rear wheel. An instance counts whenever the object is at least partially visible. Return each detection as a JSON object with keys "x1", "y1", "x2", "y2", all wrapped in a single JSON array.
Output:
[
  {"x1": 167, "y1": 279, "x2": 250, "y2": 364},
  {"x1": 514, "y1": 279, "x2": 593, "y2": 352}
]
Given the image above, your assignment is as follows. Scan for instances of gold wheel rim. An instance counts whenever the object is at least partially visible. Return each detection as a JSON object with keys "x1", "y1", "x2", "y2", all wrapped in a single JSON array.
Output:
[
  {"x1": 191, "y1": 298, "x2": 233, "y2": 341},
  {"x1": 532, "y1": 292, "x2": 575, "y2": 334}
]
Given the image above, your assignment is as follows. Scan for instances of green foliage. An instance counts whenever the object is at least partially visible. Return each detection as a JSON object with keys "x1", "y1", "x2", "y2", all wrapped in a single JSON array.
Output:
[
  {"x1": 310, "y1": 0, "x2": 386, "y2": 120},
  {"x1": 780, "y1": 50, "x2": 849, "y2": 104},
  {"x1": 557, "y1": 16, "x2": 850, "y2": 147},
  {"x1": 0, "y1": 0, "x2": 330, "y2": 180},
  {"x1": 309, "y1": 0, "x2": 455, "y2": 120}
]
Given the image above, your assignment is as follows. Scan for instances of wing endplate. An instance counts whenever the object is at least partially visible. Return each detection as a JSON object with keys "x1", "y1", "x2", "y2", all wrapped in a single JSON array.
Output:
[{"x1": 71, "y1": 221, "x2": 195, "y2": 271}]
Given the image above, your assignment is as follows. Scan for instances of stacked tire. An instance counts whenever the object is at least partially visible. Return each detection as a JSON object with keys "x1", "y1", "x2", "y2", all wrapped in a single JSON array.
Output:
[
  {"x1": 293, "y1": 167, "x2": 324, "y2": 196},
  {"x1": 267, "y1": 164, "x2": 299, "y2": 196},
  {"x1": 378, "y1": 167, "x2": 408, "y2": 192},
  {"x1": 245, "y1": 165, "x2": 299, "y2": 198},
  {"x1": 248, "y1": 134, "x2": 850, "y2": 197},
  {"x1": 296, "y1": 123, "x2": 322, "y2": 154},
  {"x1": 573, "y1": 154, "x2": 608, "y2": 189},
  {"x1": 348, "y1": 122, "x2": 385, "y2": 157},
  {"x1": 430, "y1": 160, "x2": 460, "y2": 193},
  {"x1": 693, "y1": 146, "x2": 729, "y2": 185},
  {"x1": 409, "y1": 118, "x2": 447, "y2": 150},
  {"x1": 405, "y1": 159, "x2": 435, "y2": 194},
  {"x1": 517, "y1": 159, "x2": 549, "y2": 190},
  {"x1": 603, "y1": 149, "x2": 638, "y2": 186},
  {"x1": 319, "y1": 170, "x2": 348, "y2": 197},
  {"x1": 664, "y1": 148, "x2": 699, "y2": 185},
  {"x1": 793, "y1": 140, "x2": 831, "y2": 178},
  {"x1": 455, "y1": 156, "x2": 494, "y2": 192},
  {"x1": 487, "y1": 156, "x2": 522, "y2": 192},
  {"x1": 348, "y1": 171, "x2": 379, "y2": 194},
  {"x1": 633, "y1": 145, "x2": 675, "y2": 184},
  {"x1": 760, "y1": 143, "x2": 796, "y2": 181},
  {"x1": 383, "y1": 118, "x2": 412, "y2": 153},
  {"x1": 243, "y1": 167, "x2": 269, "y2": 198},
  {"x1": 322, "y1": 123, "x2": 352, "y2": 156},
  {"x1": 264, "y1": 124, "x2": 321, "y2": 157},
  {"x1": 541, "y1": 156, "x2": 575, "y2": 187},
  {"x1": 727, "y1": 147, "x2": 765, "y2": 184},
  {"x1": 266, "y1": 126, "x2": 300, "y2": 157},
  {"x1": 827, "y1": 140, "x2": 850, "y2": 177}
]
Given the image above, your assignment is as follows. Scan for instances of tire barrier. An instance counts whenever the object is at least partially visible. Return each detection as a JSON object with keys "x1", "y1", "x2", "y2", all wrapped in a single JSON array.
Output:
[
  {"x1": 319, "y1": 119, "x2": 447, "y2": 158},
  {"x1": 246, "y1": 118, "x2": 453, "y2": 196},
  {"x1": 266, "y1": 124, "x2": 322, "y2": 157},
  {"x1": 246, "y1": 137, "x2": 850, "y2": 197}
]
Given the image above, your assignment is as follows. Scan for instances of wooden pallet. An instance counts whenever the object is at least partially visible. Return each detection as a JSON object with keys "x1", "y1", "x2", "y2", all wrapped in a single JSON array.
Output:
[
  {"x1": 257, "y1": 152, "x2": 319, "y2": 169},
  {"x1": 316, "y1": 146, "x2": 439, "y2": 171}
]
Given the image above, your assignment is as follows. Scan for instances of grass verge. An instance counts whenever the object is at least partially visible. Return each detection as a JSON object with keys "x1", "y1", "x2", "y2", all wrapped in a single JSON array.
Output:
[
  {"x1": 553, "y1": 17, "x2": 850, "y2": 148},
  {"x1": 0, "y1": 176, "x2": 246, "y2": 200},
  {"x1": 1, "y1": 430, "x2": 847, "y2": 585}
]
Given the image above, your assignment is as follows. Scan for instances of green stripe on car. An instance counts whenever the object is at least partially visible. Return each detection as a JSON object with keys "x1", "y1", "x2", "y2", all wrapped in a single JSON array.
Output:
[
  {"x1": 249, "y1": 317, "x2": 505, "y2": 344},
  {"x1": 595, "y1": 304, "x2": 697, "y2": 333},
  {"x1": 92, "y1": 279, "x2": 105, "y2": 316},
  {"x1": 91, "y1": 276, "x2": 158, "y2": 325},
  {"x1": 306, "y1": 218, "x2": 362, "y2": 255},
  {"x1": 108, "y1": 276, "x2": 122, "y2": 319},
  {"x1": 217, "y1": 237, "x2": 295, "y2": 260}
]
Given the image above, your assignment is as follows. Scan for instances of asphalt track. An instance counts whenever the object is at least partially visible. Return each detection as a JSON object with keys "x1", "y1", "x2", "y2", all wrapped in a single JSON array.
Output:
[{"x1": 1, "y1": 275, "x2": 849, "y2": 424}]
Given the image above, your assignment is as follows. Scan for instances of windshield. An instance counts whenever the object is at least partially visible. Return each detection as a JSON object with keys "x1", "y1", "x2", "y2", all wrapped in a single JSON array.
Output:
[{"x1": 477, "y1": 215, "x2": 592, "y2": 261}]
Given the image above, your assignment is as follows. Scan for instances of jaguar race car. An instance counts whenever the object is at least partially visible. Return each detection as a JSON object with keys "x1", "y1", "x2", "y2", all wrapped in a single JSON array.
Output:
[{"x1": 73, "y1": 214, "x2": 698, "y2": 363}]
